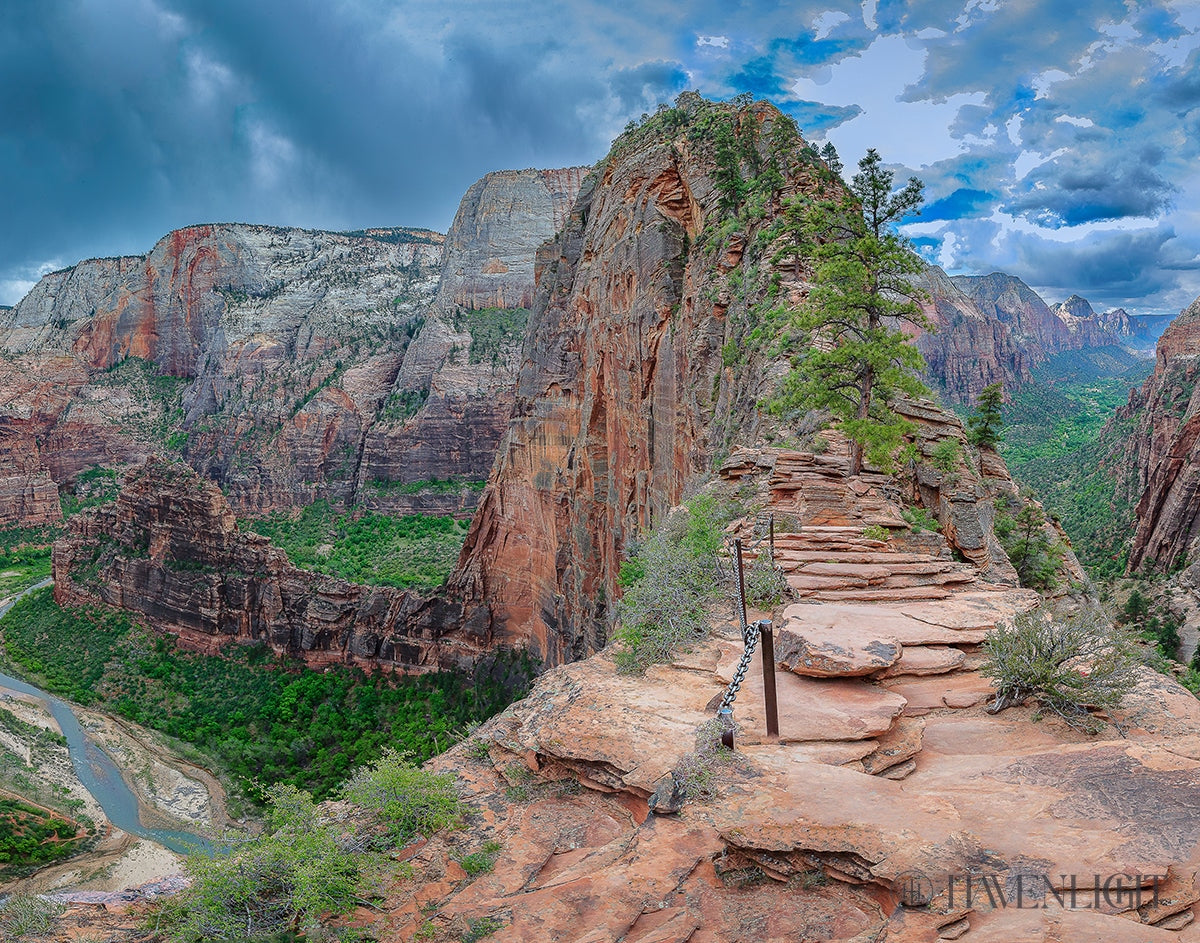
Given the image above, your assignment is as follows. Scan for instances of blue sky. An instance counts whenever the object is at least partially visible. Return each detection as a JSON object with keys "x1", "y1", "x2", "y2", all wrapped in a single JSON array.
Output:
[{"x1": 3, "y1": 0, "x2": 1199, "y2": 317}]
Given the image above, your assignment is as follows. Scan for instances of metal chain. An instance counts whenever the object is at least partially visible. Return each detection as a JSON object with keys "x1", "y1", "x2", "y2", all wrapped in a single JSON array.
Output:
[{"x1": 719, "y1": 618, "x2": 761, "y2": 712}]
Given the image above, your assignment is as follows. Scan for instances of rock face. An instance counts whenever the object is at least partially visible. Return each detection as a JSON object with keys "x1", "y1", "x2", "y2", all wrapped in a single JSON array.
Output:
[
  {"x1": 450, "y1": 98, "x2": 827, "y2": 663},
  {"x1": 357, "y1": 168, "x2": 587, "y2": 514},
  {"x1": 915, "y1": 266, "x2": 1035, "y2": 405},
  {"x1": 1124, "y1": 296, "x2": 1200, "y2": 572},
  {"x1": 953, "y1": 273, "x2": 1122, "y2": 359},
  {"x1": 0, "y1": 168, "x2": 586, "y2": 525},
  {"x1": 51, "y1": 458, "x2": 472, "y2": 668}
]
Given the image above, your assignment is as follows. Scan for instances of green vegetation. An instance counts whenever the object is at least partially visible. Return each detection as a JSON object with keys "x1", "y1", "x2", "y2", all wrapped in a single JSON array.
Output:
[
  {"x1": 901, "y1": 506, "x2": 940, "y2": 533},
  {"x1": 340, "y1": 749, "x2": 463, "y2": 848},
  {"x1": 966, "y1": 382, "x2": 1004, "y2": 449},
  {"x1": 172, "y1": 784, "x2": 360, "y2": 942},
  {"x1": 1, "y1": 588, "x2": 536, "y2": 800},
  {"x1": 670, "y1": 718, "x2": 741, "y2": 801},
  {"x1": 457, "y1": 840, "x2": 503, "y2": 878},
  {"x1": 462, "y1": 916, "x2": 506, "y2": 942},
  {"x1": 771, "y1": 149, "x2": 930, "y2": 474},
  {"x1": 994, "y1": 501, "x2": 1065, "y2": 591},
  {"x1": 0, "y1": 797, "x2": 88, "y2": 871},
  {"x1": 0, "y1": 544, "x2": 52, "y2": 598},
  {"x1": 614, "y1": 494, "x2": 731, "y2": 673},
  {"x1": 59, "y1": 465, "x2": 122, "y2": 517},
  {"x1": 368, "y1": 476, "x2": 487, "y2": 496},
  {"x1": 450, "y1": 307, "x2": 530, "y2": 365},
  {"x1": 242, "y1": 500, "x2": 470, "y2": 590},
  {"x1": 1119, "y1": 587, "x2": 1182, "y2": 659},
  {"x1": 999, "y1": 348, "x2": 1151, "y2": 579},
  {"x1": 378, "y1": 386, "x2": 430, "y2": 422},
  {"x1": 0, "y1": 894, "x2": 64, "y2": 940},
  {"x1": 981, "y1": 607, "x2": 1140, "y2": 730}
]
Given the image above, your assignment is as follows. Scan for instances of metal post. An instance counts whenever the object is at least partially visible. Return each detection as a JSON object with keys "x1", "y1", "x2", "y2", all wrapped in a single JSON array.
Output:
[
  {"x1": 760, "y1": 619, "x2": 779, "y2": 739},
  {"x1": 718, "y1": 707, "x2": 735, "y2": 750},
  {"x1": 735, "y1": 538, "x2": 747, "y2": 629}
]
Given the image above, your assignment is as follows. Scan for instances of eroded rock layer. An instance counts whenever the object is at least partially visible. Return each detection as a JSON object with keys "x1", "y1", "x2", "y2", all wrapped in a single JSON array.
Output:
[
  {"x1": 51, "y1": 458, "x2": 471, "y2": 668},
  {"x1": 0, "y1": 168, "x2": 586, "y2": 523}
]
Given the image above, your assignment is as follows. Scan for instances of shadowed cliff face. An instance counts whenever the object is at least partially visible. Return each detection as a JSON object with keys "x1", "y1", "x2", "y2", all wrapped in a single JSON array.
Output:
[
  {"x1": 1123, "y1": 296, "x2": 1200, "y2": 572},
  {"x1": 52, "y1": 458, "x2": 473, "y2": 668}
]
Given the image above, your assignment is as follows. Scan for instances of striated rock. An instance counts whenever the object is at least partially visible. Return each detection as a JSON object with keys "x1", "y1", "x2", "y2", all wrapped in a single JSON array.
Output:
[
  {"x1": 1124, "y1": 295, "x2": 1200, "y2": 572},
  {"x1": 0, "y1": 168, "x2": 586, "y2": 526},
  {"x1": 51, "y1": 458, "x2": 474, "y2": 669},
  {"x1": 916, "y1": 266, "x2": 1034, "y2": 404},
  {"x1": 451, "y1": 99, "x2": 829, "y2": 662},
  {"x1": 879, "y1": 645, "x2": 966, "y2": 678}
]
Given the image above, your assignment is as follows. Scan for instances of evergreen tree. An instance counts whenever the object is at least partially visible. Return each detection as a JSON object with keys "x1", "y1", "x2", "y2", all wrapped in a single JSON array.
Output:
[
  {"x1": 966, "y1": 382, "x2": 1005, "y2": 448},
  {"x1": 773, "y1": 148, "x2": 931, "y2": 475},
  {"x1": 820, "y1": 141, "x2": 843, "y2": 177}
]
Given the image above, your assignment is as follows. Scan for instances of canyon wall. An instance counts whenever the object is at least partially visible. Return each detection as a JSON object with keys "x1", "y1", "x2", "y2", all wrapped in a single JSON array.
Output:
[
  {"x1": 52, "y1": 458, "x2": 476, "y2": 668},
  {"x1": 0, "y1": 168, "x2": 585, "y2": 523},
  {"x1": 1122, "y1": 296, "x2": 1200, "y2": 571}
]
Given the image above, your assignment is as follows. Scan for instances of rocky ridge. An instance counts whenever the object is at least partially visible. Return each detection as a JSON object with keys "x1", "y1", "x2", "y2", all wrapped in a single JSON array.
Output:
[
  {"x1": 321, "y1": 428, "x2": 1199, "y2": 943},
  {"x1": 51, "y1": 458, "x2": 471, "y2": 669}
]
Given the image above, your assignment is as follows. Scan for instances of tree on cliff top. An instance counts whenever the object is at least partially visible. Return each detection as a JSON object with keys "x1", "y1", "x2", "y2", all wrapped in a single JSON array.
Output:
[
  {"x1": 772, "y1": 149, "x2": 931, "y2": 475},
  {"x1": 966, "y1": 382, "x2": 1005, "y2": 449}
]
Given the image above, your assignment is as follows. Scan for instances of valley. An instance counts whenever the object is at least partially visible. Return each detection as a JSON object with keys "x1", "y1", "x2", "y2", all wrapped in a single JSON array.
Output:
[{"x1": 2, "y1": 92, "x2": 1200, "y2": 943}]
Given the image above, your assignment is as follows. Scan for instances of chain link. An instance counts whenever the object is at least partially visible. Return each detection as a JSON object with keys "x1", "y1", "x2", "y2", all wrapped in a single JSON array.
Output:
[{"x1": 719, "y1": 618, "x2": 761, "y2": 712}]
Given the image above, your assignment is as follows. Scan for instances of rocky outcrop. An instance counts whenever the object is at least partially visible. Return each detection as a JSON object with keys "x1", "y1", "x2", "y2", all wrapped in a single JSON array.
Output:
[
  {"x1": 450, "y1": 98, "x2": 829, "y2": 663},
  {"x1": 342, "y1": 568, "x2": 1200, "y2": 943},
  {"x1": 1051, "y1": 293, "x2": 1126, "y2": 348},
  {"x1": 357, "y1": 168, "x2": 587, "y2": 514},
  {"x1": 1124, "y1": 296, "x2": 1200, "y2": 571},
  {"x1": 51, "y1": 458, "x2": 474, "y2": 668}
]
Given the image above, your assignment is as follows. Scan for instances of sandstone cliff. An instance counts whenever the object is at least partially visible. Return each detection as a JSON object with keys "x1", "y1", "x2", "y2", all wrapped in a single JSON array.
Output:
[
  {"x1": 914, "y1": 266, "x2": 1033, "y2": 404},
  {"x1": 447, "y1": 97, "x2": 1085, "y2": 664},
  {"x1": 52, "y1": 458, "x2": 473, "y2": 668},
  {"x1": 1123, "y1": 296, "x2": 1200, "y2": 572},
  {"x1": 0, "y1": 168, "x2": 585, "y2": 525}
]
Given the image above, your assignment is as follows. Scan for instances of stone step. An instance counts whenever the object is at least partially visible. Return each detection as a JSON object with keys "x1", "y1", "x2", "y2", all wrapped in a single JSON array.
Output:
[
  {"x1": 773, "y1": 550, "x2": 947, "y2": 565},
  {"x1": 792, "y1": 584, "x2": 954, "y2": 602}
]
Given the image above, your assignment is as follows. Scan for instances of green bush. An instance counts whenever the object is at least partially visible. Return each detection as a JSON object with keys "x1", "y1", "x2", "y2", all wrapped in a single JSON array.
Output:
[
  {"x1": 0, "y1": 894, "x2": 64, "y2": 939},
  {"x1": 981, "y1": 608, "x2": 1140, "y2": 729},
  {"x1": 341, "y1": 749, "x2": 462, "y2": 848},
  {"x1": 613, "y1": 495, "x2": 731, "y2": 673},
  {"x1": 994, "y1": 502, "x2": 1064, "y2": 590},
  {"x1": 901, "y1": 506, "x2": 940, "y2": 533},
  {"x1": 172, "y1": 785, "x2": 359, "y2": 942}
]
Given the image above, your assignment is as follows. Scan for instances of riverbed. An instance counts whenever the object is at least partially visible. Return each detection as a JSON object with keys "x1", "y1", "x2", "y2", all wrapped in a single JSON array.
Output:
[{"x1": 0, "y1": 582, "x2": 225, "y2": 894}]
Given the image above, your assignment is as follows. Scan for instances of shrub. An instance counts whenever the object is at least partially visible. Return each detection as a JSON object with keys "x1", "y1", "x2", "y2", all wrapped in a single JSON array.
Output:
[
  {"x1": 901, "y1": 506, "x2": 940, "y2": 533},
  {"x1": 613, "y1": 496, "x2": 731, "y2": 673},
  {"x1": 341, "y1": 749, "x2": 462, "y2": 848},
  {"x1": 172, "y1": 784, "x2": 359, "y2": 942},
  {"x1": 457, "y1": 840, "x2": 502, "y2": 878},
  {"x1": 930, "y1": 438, "x2": 963, "y2": 474},
  {"x1": 671, "y1": 719, "x2": 739, "y2": 800},
  {"x1": 0, "y1": 894, "x2": 64, "y2": 939},
  {"x1": 980, "y1": 608, "x2": 1140, "y2": 729},
  {"x1": 994, "y1": 503, "x2": 1064, "y2": 590},
  {"x1": 862, "y1": 525, "x2": 889, "y2": 542},
  {"x1": 743, "y1": 552, "x2": 789, "y2": 607}
]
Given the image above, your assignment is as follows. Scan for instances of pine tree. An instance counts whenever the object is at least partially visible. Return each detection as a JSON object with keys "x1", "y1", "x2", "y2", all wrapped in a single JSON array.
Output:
[
  {"x1": 966, "y1": 382, "x2": 1005, "y2": 448},
  {"x1": 773, "y1": 148, "x2": 931, "y2": 475}
]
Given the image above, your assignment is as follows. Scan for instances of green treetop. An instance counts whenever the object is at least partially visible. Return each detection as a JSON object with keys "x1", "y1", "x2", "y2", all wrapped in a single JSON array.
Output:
[
  {"x1": 773, "y1": 148, "x2": 931, "y2": 475},
  {"x1": 966, "y1": 382, "x2": 1005, "y2": 449}
]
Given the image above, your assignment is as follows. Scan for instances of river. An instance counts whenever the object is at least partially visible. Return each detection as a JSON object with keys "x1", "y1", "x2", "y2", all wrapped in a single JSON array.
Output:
[{"x1": 0, "y1": 581, "x2": 210, "y2": 856}]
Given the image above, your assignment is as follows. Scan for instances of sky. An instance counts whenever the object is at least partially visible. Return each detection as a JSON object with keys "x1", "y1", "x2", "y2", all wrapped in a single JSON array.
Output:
[{"x1": 2, "y1": 1, "x2": 1200, "y2": 318}]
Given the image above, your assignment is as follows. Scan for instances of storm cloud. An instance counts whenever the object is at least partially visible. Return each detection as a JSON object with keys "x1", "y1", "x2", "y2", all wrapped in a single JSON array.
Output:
[{"x1": 2, "y1": 0, "x2": 1199, "y2": 317}]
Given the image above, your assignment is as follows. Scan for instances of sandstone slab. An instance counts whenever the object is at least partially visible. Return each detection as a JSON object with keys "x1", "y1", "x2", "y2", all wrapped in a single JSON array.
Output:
[
  {"x1": 774, "y1": 622, "x2": 901, "y2": 678},
  {"x1": 879, "y1": 645, "x2": 966, "y2": 678}
]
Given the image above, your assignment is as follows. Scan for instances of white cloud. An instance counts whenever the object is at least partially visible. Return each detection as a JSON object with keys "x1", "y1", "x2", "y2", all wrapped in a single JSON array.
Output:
[
  {"x1": 790, "y1": 35, "x2": 985, "y2": 167},
  {"x1": 697, "y1": 35, "x2": 729, "y2": 49},
  {"x1": 0, "y1": 259, "x2": 64, "y2": 307},
  {"x1": 813, "y1": 11, "x2": 850, "y2": 39}
]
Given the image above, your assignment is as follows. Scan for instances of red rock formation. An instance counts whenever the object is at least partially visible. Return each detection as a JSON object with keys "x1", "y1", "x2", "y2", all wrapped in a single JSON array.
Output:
[
  {"x1": 1124, "y1": 296, "x2": 1200, "y2": 571},
  {"x1": 52, "y1": 458, "x2": 472, "y2": 668}
]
